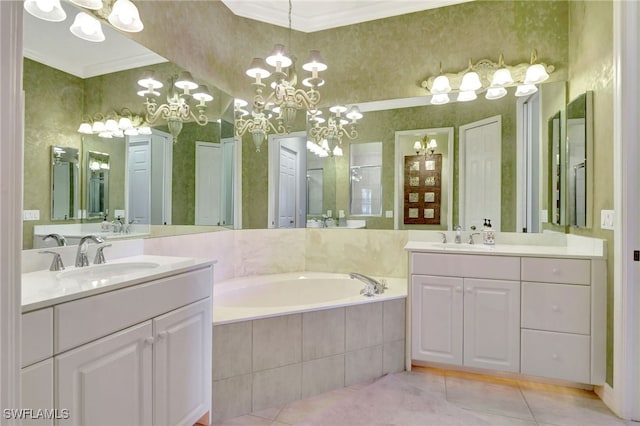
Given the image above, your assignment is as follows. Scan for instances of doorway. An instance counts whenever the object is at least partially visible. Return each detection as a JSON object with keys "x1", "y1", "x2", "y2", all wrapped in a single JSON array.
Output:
[
  {"x1": 268, "y1": 132, "x2": 307, "y2": 229},
  {"x1": 459, "y1": 116, "x2": 502, "y2": 231},
  {"x1": 195, "y1": 141, "x2": 222, "y2": 226}
]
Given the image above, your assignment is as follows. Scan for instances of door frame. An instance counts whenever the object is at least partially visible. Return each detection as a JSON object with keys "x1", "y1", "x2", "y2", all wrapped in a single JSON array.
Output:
[
  {"x1": 194, "y1": 141, "x2": 221, "y2": 226},
  {"x1": 458, "y1": 115, "x2": 502, "y2": 230},
  {"x1": 516, "y1": 92, "x2": 541, "y2": 233},
  {"x1": 267, "y1": 131, "x2": 306, "y2": 229}
]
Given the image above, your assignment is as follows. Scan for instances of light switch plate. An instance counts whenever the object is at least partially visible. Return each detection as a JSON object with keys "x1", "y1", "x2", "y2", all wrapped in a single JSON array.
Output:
[
  {"x1": 540, "y1": 209, "x2": 548, "y2": 223},
  {"x1": 114, "y1": 209, "x2": 125, "y2": 218},
  {"x1": 385, "y1": 210, "x2": 393, "y2": 218},
  {"x1": 23, "y1": 210, "x2": 40, "y2": 221},
  {"x1": 600, "y1": 209, "x2": 615, "y2": 230}
]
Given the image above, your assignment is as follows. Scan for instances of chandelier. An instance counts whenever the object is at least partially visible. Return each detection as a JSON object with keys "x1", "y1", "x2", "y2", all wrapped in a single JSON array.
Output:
[
  {"x1": 235, "y1": 0, "x2": 327, "y2": 152},
  {"x1": 24, "y1": 0, "x2": 143, "y2": 43},
  {"x1": 137, "y1": 71, "x2": 213, "y2": 143},
  {"x1": 77, "y1": 108, "x2": 150, "y2": 139},
  {"x1": 307, "y1": 105, "x2": 363, "y2": 157},
  {"x1": 421, "y1": 50, "x2": 554, "y2": 105}
]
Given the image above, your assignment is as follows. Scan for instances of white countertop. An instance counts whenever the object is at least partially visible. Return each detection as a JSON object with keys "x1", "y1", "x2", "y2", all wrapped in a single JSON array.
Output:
[
  {"x1": 404, "y1": 240, "x2": 606, "y2": 259},
  {"x1": 22, "y1": 255, "x2": 214, "y2": 312}
]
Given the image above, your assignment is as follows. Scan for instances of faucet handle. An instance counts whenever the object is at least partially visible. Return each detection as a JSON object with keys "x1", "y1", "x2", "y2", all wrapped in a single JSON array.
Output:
[
  {"x1": 39, "y1": 250, "x2": 65, "y2": 271},
  {"x1": 42, "y1": 233, "x2": 66, "y2": 247},
  {"x1": 437, "y1": 232, "x2": 447, "y2": 243},
  {"x1": 93, "y1": 244, "x2": 112, "y2": 265}
]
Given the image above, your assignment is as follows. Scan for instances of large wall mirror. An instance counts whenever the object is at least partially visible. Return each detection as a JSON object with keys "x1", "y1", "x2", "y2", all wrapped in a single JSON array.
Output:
[
  {"x1": 85, "y1": 151, "x2": 110, "y2": 219},
  {"x1": 50, "y1": 146, "x2": 79, "y2": 221},
  {"x1": 567, "y1": 91, "x2": 594, "y2": 228}
]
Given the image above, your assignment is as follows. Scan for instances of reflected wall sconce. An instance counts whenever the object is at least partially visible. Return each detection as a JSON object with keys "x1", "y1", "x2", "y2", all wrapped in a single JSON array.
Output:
[
  {"x1": 307, "y1": 105, "x2": 363, "y2": 157},
  {"x1": 77, "y1": 108, "x2": 150, "y2": 139},
  {"x1": 421, "y1": 50, "x2": 554, "y2": 105},
  {"x1": 413, "y1": 135, "x2": 438, "y2": 156},
  {"x1": 137, "y1": 71, "x2": 212, "y2": 143},
  {"x1": 25, "y1": 0, "x2": 144, "y2": 43}
]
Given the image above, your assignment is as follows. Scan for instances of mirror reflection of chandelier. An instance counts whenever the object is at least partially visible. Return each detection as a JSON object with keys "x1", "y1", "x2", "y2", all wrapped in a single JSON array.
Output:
[
  {"x1": 307, "y1": 105, "x2": 363, "y2": 157},
  {"x1": 137, "y1": 71, "x2": 213, "y2": 143},
  {"x1": 235, "y1": 0, "x2": 327, "y2": 152},
  {"x1": 77, "y1": 108, "x2": 150, "y2": 139}
]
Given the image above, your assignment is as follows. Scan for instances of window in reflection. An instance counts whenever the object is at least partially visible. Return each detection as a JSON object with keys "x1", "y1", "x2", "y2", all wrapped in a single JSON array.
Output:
[{"x1": 350, "y1": 142, "x2": 382, "y2": 216}]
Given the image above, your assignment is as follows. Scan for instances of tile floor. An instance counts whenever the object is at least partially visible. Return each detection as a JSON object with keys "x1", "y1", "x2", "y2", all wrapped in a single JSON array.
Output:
[{"x1": 214, "y1": 366, "x2": 638, "y2": 426}]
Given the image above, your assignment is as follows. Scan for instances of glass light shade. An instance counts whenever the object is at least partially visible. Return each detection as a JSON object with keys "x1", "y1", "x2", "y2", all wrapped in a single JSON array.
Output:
[
  {"x1": 246, "y1": 58, "x2": 271, "y2": 79},
  {"x1": 524, "y1": 64, "x2": 549, "y2": 85},
  {"x1": 118, "y1": 117, "x2": 133, "y2": 129},
  {"x1": 490, "y1": 68, "x2": 513, "y2": 87},
  {"x1": 69, "y1": 0, "x2": 103, "y2": 10},
  {"x1": 174, "y1": 71, "x2": 198, "y2": 90},
  {"x1": 235, "y1": 99, "x2": 248, "y2": 108},
  {"x1": 265, "y1": 44, "x2": 292, "y2": 68},
  {"x1": 105, "y1": 119, "x2": 118, "y2": 132},
  {"x1": 193, "y1": 85, "x2": 213, "y2": 102},
  {"x1": 457, "y1": 90, "x2": 477, "y2": 102},
  {"x1": 252, "y1": 129, "x2": 266, "y2": 152},
  {"x1": 97, "y1": 132, "x2": 112, "y2": 139},
  {"x1": 431, "y1": 75, "x2": 452, "y2": 95},
  {"x1": 92, "y1": 121, "x2": 105, "y2": 133},
  {"x1": 460, "y1": 71, "x2": 482, "y2": 91},
  {"x1": 108, "y1": 0, "x2": 144, "y2": 32},
  {"x1": 138, "y1": 71, "x2": 163, "y2": 89},
  {"x1": 333, "y1": 145, "x2": 343, "y2": 157},
  {"x1": 77, "y1": 123, "x2": 93, "y2": 134},
  {"x1": 428, "y1": 139, "x2": 438, "y2": 150},
  {"x1": 515, "y1": 84, "x2": 538, "y2": 97},
  {"x1": 485, "y1": 87, "x2": 508, "y2": 100},
  {"x1": 24, "y1": 0, "x2": 66, "y2": 22},
  {"x1": 346, "y1": 106, "x2": 363, "y2": 121},
  {"x1": 430, "y1": 94, "x2": 450, "y2": 105},
  {"x1": 90, "y1": 161, "x2": 100, "y2": 170},
  {"x1": 138, "y1": 126, "x2": 152, "y2": 135},
  {"x1": 112, "y1": 130, "x2": 124, "y2": 138},
  {"x1": 137, "y1": 89, "x2": 160, "y2": 97},
  {"x1": 70, "y1": 12, "x2": 105, "y2": 42},
  {"x1": 124, "y1": 128, "x2": 139, "y2": 136},
  {"x1": 329, "y1": 105, "x2": 347, "y2": 114},
  {"x1": 413, "y1": 141, "x2": 422, "y2": 152},
  {"x1": 100, "y1": 163, "x2": 110, "y2": 170},
  {"x1": 302, "y1": 50, "x2": 327, "y2": 72}
]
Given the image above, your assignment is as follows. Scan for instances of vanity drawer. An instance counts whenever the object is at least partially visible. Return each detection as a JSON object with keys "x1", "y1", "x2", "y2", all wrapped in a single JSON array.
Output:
[
  {"x1": 521, "y1": 282, "x2": 590, "y2": 334},
  {"x1": 22, "y1": 308, "x2": 53, "y2": 367},
  {"x1": 521, "y1": 257, "x2": 590, "y2": 285},
  {"x1": 411, "y1": 252, "x2": 520, "y2": 281},
  {"x1": 55, "y1": 266, "x2": 212, "y2": 354},
  {"x1": 521, "y1": 329, "x2": 590, "y2": 384}
]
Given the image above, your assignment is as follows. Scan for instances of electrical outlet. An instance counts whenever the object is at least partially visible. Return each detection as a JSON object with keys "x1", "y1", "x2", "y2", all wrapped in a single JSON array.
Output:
[
  {"x1": 540, "y1": 210, "x2": 548, "y2": 223},
  {"x1": 23, "y1": 210, "x2": 40, "y2": 221},
  {"x1": 600, "y1": 210, "x2": 615, "y2": 230},
  {"x1": 385, "y1": 210, "x2": 393, "y2": 218}
]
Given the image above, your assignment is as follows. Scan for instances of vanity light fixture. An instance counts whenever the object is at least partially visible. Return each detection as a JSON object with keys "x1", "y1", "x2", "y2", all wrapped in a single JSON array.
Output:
[
  {"x1": 137, "y1": 71, "x2": 212, "y2": 143},
  {"x1": 69, "y1": 0, "x2": 103, "y2": 10},
  {"x1": 24, "y1": 0, "x2": 66, "y2": 22},
  {"x1": 413, "y1": 135, "x2": 437, "y2": 156},
  {"x1": 421, "y1": 50, "x2": 554, "y2": 105},
  {"x1": 307, "y1": 105, "x2": 363, "y2": 157},
  {"x1": 69, "y1": 12, "x2": 105, "y2": 42},
  {"x1": 77, "y1": 108, "x2": 150, "y2": 139},
  {"x1": 107, "y1": 0, "x2": 144, "y2": 32},
  {"x1": 235, "y1": 0, "x2": 326, "y2": 152}
]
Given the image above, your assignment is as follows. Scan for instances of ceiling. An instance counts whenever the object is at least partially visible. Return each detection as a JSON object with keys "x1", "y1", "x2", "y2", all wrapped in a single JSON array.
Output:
[
  {"x1": 221, "y1": 0, "x2": 473, "y2": 33},
  {"x1": 23, "y1": 0, "x2": 471, "y2": 79}
]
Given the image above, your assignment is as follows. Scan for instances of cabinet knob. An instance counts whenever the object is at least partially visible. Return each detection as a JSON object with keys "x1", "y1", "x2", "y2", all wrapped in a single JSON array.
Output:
[
  {"x1": 157, "y1": 331, "x2": 168, "y2": 339},
  {"x1": 552, "y1": 267, "x2": 559, "y2": 274},
  {"x1": 144, "y1": 337, "x2": 155, "y2": 345},
  {"x1": 552, "y1": 353, "x2": 558, "y2": 360},
  {"x1": 551, "y1": 305, "x2": 559, "y2": 312}
]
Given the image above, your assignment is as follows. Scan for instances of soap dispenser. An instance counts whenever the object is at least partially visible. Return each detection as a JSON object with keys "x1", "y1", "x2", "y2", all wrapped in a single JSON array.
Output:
[
  {"x1": 482, "y1": 218, "x2": 495, "y2": 246},
  {"x1": 100, "y1": 215, "x2": 110, "y2": 232}
]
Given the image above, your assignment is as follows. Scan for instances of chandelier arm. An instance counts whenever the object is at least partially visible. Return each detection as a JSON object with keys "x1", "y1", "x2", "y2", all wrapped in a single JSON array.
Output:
[
  {"x1": 145, "y1": 103, "x2": 172, "y2": 124},
  {"x1": 189, "y1": 110, "x2": 209, "y2": 126},
  {"x1": 292, "y1": 89, "x2": 320, "y2": 110}
]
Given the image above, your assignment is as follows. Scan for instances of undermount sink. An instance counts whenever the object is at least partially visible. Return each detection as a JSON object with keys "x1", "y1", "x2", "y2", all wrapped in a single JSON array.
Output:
[
  {"x1": 56, "y1": 262, "x2": 161, "y2": 280},
  {"x1": 431, "y1": 243, "x2": 495, "y2": 251}
]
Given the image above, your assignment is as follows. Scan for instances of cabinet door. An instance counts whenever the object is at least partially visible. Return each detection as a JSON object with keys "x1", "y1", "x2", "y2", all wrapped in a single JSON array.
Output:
[
  {"x1": 463, "y1": 278, "x2": 520, "y2": 372},
  {"x1": 55, "y1": 322, "x2": 153, "y2": 426},
  {"x1": 411, "y1": 275, "x2": 463, "y2": 365},
  {"x1": 153, "y1": 298, "x2": 212, "y2": 426},
  {"x1": 21, "y1": 359, "x2": 53, "y2": 426}
]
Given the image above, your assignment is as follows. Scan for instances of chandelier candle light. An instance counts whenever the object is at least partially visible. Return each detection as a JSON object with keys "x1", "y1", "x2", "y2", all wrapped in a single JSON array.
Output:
[
  {"x1": 77, "y1": 108, "x2": 151, "y2": 139},
  {"x1": 422, "y1": 50, "x2": 553, "y2": 105},
  {"x1": 307, "y1": 105, "x2": 363, "y2": 157},
  {"x1": 137, "y1": 70, "x2": 213, "y2": 143}
]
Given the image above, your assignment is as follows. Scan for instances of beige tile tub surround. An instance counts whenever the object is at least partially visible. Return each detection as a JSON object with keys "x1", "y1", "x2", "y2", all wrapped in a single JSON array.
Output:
[{"x1": 212, "y1": 298, "x2": 406, "y2": 423}]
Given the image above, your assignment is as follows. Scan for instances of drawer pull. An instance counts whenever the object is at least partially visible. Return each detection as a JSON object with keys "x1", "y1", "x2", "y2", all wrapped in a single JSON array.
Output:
[
  {"x1": 144, "y1": 337, "x2": 155, "y2": 345},
  {"x1": 551, "y1": 305, "x2": 559, "y2": 312},
  {"x1": 552, "y1": 353, "x2": 558, "y2": 360}
]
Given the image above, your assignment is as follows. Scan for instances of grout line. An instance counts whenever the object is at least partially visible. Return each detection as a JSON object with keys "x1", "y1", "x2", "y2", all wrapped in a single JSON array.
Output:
[{"x1": 518, "y1": 382, "x2": 541, "y2": 425}]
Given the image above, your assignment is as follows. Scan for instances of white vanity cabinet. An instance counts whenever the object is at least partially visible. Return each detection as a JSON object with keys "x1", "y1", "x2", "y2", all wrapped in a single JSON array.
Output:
[
  {"x1": 411, "y1": 253, "x2": 521, "y2": 373},
  {"x1": 21, "y1": 261, "x2": 213, "y2": 426}
]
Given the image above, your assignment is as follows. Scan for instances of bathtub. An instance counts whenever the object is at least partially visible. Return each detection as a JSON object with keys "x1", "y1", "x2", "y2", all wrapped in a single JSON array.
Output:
[
  {"x1": 211, "y1": 272, "x2": 408, "y2": 422},
  {"x1": 213, "y1": 271, "x2": 407, "y2": 324}
]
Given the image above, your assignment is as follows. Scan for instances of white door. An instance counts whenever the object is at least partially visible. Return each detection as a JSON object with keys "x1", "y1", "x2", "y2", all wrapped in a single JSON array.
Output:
[
  {"x1": 55, "y1": 322, "x2": 153, "y2": 426},
  {"x1": 411, "y1": 275, "x2": 463, "y2": 365},
  {"x1": 459, "y1": 116, "x2": 502, "y2": 230},
  {"x1": 21, "y1": 359, "x2": 53, "y2": 426},
  {"x1": 153, "y1": 299, "x2": 211, "y2": 426},
  {"x1": 195, "y1": 142, "x2": 222, "y2": 226},
  {"x1": 150, "y1": 130, "x2": 173, "y2": 225},
  {"x1": 221, "y1": 137, "x2": 235, "y2": 226},
  {"x1": 127, "y1": 141, "x2": 151, "y2": 224},
  {"x1": 463, "y1": 278, "x2": 520, "y2": 372},
  {"x1": 278, "y1": 146, "x2": 297, "y2": 228}
]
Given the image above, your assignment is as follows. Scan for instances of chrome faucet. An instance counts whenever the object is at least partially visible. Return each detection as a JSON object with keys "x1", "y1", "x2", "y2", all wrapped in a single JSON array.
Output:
[
  {"x1": 437, "y1": 232, "x2": 447, "y2": 243},
  {"x1": 75, "y1": 235, "x2": 105, "y2": 267},
  {"x1": 349, "y1": 272, "x2": 387, "y2": 296},
  {"x1": 42, "y1": 233, "x2": 66, "y2": 247},
  {"x1": 454, "y1": 225, "x2": 462, "y2": 244},
  {"x1": 468, "y1": 232, "x2": 481, "y2": 244}
]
